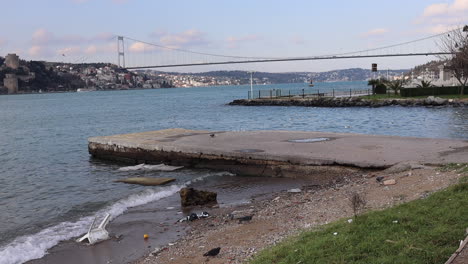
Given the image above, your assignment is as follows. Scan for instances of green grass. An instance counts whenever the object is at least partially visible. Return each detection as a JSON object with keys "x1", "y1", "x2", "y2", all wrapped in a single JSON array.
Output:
[
  {"x1": 360, "y1": 94, "x2": 468, "y2": 100},
  {"x1": 250, "y1": 183, "x2": 468, "y2": 264},
  {"x1": 439, "y1": 163, "x2": 468, "y2": 174}
]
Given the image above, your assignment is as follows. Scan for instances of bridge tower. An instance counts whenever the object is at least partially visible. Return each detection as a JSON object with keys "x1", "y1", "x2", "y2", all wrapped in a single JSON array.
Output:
[{"x1": 117, "y1": 36, "x2": 125, "y2": 68}]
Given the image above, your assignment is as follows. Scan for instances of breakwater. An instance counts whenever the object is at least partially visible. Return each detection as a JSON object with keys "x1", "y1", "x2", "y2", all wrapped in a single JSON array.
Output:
[{"x1": 229, "y1": 96, "x2": 468, "y2": 107}]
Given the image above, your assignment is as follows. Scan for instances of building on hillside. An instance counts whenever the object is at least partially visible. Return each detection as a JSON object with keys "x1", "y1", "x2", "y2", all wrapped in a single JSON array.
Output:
[
  {"x1": 4, "y1": 74, "x2": 18, "y2": 94},
  {"x1": 4, "y1": 54, "x2": 20, "y2": 69}
]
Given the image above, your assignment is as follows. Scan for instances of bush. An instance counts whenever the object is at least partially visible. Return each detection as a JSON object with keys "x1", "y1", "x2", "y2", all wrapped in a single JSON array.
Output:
[
  {"x1": 400, "y1": 86, "x2": 468, "y2": 97},
  {"x1": 375, "y1": 83, "x2": 387, "y2": 94}
]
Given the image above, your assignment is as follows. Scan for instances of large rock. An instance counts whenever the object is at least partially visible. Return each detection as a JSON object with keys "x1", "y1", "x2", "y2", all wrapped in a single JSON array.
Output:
[{"x1": 180, "y1": 187, "x2": 217, "y2": 207}]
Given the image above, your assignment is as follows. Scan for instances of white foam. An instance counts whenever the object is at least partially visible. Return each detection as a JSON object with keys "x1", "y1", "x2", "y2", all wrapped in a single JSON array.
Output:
[
  {"x1": 0, "y1": 184, "x2": 184, "y2": 264},
  {"x1": 118, "y1": 164, "x2": 183, "y2": 172}
]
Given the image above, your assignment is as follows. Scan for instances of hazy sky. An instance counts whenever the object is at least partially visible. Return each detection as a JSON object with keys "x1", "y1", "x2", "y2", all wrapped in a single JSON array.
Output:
[{"x1": 1, "y1": 0, "x2": 467, "y2": 72}]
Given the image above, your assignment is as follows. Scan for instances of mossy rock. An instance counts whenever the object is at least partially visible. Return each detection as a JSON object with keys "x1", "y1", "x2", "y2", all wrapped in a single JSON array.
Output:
[{"x1": 180, "y1": 187, "x2": 217, "y2": 207}]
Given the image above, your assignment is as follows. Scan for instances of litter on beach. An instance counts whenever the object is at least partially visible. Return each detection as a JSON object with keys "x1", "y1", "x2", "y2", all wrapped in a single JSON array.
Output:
[
  {"x1": 178, "y1": 212, "x2": 210, "y2": 222},
  {"x1": 76, "y1": 213, "x2": 111, "y2": 245}
]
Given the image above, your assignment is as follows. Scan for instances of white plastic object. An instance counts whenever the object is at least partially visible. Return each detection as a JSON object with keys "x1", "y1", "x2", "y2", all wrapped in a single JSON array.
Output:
[{"x1": 77, "y1": 213, "x2": 111, "y2": 245}]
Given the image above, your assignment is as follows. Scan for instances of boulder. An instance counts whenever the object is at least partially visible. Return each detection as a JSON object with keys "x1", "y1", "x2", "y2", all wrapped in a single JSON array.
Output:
[
  {"x1": 433, "y1": 97, "x2": 447, "y2": 105},
  {"x1": 115, "y1": 177, "x2": 175, "y2": 186},
  {"x1": 180, "y1": 187, "x2": 217, "y2": 207},
  {"x1": 384, "y1": 161, "x2": 430, "y2": 174}
]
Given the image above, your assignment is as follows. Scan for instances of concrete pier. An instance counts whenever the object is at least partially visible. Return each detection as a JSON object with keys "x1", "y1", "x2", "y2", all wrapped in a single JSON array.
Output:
[{"x1": 89, "y1": 129, "x2": 468, "y2": 181}]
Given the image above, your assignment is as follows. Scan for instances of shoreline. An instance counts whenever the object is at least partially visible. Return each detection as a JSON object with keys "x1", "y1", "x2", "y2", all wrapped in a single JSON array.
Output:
[
  {"x1": 228, "y1": 97, "x2": 468, "y2": 107},
  {"x1": 25, "y1": 173, "x2": 318, "y2": 264},
  {"x1": 137, "y1": 164, "x2": 465, "y2": 264}
]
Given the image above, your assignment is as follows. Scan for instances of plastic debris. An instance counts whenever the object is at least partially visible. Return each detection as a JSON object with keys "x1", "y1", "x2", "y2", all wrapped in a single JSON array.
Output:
[
  {"x1": 178, "y1": 212, "x2": 210, "y2": 222},
  {"x1": 347, "y1": 219, "x2": 353, "y2": 223},
  {"x1": 144, "y1": 234, "x2": 149, "y2": 239},
  {"x1": 383, "y1": 179, "x2": 397, "y2": 185},
  {"x1": 237, "y1": 215, "x2": 253, "y2": 223},
  {"x1": 287, "y1": 188, "x2": 301, "y2": 193},
  {"x1": 77, "y1": 213, "x2": 111, "y2": 245},
  {"x1": 203, "y1": 247, "x2": 221, "y2": 257},
  {"x1": 333, "y1": 232, "x2": 338, "y2": 236},
  {"x1": 376, "y1": 176, "x2": 385, "y2": 182}
]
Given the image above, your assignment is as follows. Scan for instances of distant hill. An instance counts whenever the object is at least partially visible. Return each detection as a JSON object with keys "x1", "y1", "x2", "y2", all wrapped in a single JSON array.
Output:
[{"x1": 152, "y1": 68, "x2": 408, "y2": 84}]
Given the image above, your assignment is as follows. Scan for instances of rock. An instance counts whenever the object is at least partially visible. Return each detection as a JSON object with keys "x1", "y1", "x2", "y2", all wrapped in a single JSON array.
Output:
[
  {"x1": 115, "y1": 177, "x2": 175, "y2": 186},
  {"x1": 288, "y1": 188, "x2": 301, "y2": 193},
  {"x1": 179, "y1": 187, "x2": 217, "y2": 207},
  {"x1": 433, "y1": 97, "x2": 447, "y2": 105},
  {"x1": 384, "y1": 161, "x2": 429, "y2": 174},
  {"x1": 383, "y1": 179, "x2": 396, "y2": 185}
]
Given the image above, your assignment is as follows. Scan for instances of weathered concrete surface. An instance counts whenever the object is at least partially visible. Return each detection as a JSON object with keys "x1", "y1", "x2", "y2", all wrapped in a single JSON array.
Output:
[{"x1": 89, "y1": 129, "x2": 468, "y2": 179}]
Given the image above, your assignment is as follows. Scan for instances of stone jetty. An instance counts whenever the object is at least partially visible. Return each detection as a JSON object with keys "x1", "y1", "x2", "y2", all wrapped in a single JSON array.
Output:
[
  {"x1": 89, "y1": 129, "x2": 468, "y2": 182},
  {"x1": 229, "y1": 96, "x2": 468, "y2": 107}
]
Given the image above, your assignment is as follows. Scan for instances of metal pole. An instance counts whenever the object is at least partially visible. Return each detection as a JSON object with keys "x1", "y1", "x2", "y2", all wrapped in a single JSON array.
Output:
[{"x1": 250, "y1": 71, "x2": 253, "y2": 99}]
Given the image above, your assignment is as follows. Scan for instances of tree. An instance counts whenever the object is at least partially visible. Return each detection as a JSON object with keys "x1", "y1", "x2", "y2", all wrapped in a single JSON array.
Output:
[
  {"x1": 438, "y1": 26, "x2": 468, "y2": 95},
  {"x1": 386, "y1": 79, "x2": 405, "y2": 95},
  {"x1": 368, "y1": 79, "x2": 387, "y2": 94},
  {"x1": 416, "y1": 80, "x2": 434, "y2": 88},
  {"x1": 367, "y1": 79, "x2": 379, "y2": 94}
]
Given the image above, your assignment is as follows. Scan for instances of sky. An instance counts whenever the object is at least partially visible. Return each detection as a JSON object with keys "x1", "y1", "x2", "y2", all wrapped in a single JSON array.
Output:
[{"x1": 0, "y1": 0, "x2": 467, "y2": 72}]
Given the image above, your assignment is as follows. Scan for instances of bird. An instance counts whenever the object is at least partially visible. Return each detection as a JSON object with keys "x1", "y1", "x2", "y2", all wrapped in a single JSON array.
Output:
[
  {"x1": 237, "y1": 215, "x2": 253, "y2": 224},
  {"x1": 209, "y1": 133, "x2": 215, "y2": 138},
  {"x1": 376, "y1": 176, "x2": 385, "y2": 183},
  {"x1": 203, "y1": 247, "x2": 221, "y2": 257}
]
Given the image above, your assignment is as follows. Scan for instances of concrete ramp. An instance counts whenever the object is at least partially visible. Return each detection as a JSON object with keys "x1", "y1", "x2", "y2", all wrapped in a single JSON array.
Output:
[{"x1": 89, "y1": 129, "x2": 468, "y2": 179}]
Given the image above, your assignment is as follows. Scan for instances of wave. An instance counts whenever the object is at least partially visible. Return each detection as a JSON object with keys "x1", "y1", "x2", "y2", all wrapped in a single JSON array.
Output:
[
  {"x1": 0, "y1": 184, "x2": 183, "y2": 264},
  {"x1": 0, "y1": 171, "x2": 233, "y2": 264},
  {"x1": 118, "y1": 163, "x2": 184, "y2": 172}
]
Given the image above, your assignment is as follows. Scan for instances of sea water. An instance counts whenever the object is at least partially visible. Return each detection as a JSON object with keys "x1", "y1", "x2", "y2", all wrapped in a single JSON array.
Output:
[{"x1": 0, "y1": 82, "x2": 467, "y2": 263}]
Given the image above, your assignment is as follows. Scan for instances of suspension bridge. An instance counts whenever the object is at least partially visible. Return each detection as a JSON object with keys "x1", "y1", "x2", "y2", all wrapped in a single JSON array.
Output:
[{"x1": 112, "y1": 27, "x2": 463, "y2": 70}]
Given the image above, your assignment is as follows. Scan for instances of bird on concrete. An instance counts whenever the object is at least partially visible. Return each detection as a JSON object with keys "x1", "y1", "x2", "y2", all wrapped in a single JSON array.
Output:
[
  {"x1": 203, "y1": 247, "x2": 221, "y2": 257},
  {"x1": 237, "y1": 215, "x2": 253, "y2": 224}
]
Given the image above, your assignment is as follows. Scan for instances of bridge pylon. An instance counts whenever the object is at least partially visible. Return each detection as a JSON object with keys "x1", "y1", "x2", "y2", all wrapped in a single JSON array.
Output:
[{"x1": 117, "y1": 36, "x2": 125, "y2": 68}]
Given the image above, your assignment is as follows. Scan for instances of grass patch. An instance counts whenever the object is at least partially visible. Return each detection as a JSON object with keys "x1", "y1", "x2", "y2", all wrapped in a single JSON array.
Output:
[
  {"x1": 439, "y1": 163, "x2": 468, "y2": 174},
  {"x1": 250, "y1": 183, "x2": 468, "y2": 264}
]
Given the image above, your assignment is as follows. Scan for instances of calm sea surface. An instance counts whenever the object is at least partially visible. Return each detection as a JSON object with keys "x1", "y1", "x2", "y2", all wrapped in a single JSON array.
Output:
[{"x1": 0, "y1": 81, "x2": 467, "y2": 263}]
